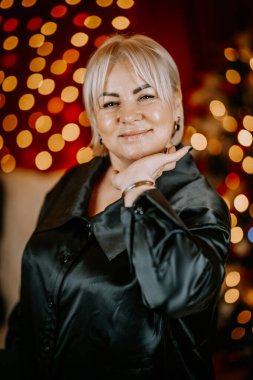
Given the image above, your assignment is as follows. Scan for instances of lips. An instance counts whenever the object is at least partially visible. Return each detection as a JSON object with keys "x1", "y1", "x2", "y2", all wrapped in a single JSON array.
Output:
[{"x1": 118, "y1": 129, "x2": 152, "y2": 138}]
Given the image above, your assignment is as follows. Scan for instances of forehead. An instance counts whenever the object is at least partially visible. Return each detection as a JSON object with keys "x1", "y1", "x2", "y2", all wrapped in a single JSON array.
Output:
[{"x1": 104, "y1": 61, "x2": 147, "y2": 89}]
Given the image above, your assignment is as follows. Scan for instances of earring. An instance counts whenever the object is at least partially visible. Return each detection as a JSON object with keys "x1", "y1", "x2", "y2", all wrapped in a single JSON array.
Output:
[
  {"x1": 99, "y1": 137, "x2": 103, "y2": 145},
  {"x1": 174, "y1": 116, "x2": 181, "y2": 132}
]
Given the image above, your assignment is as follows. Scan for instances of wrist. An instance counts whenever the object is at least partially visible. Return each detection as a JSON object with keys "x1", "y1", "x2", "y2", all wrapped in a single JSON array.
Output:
[{"x1": 122, "y1": 180, "x2": 155, "y2": 207}]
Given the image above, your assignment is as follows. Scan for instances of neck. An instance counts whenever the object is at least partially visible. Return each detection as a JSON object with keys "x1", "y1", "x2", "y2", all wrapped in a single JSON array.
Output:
[{"x1": 109, "y1": 152, "x2": 134, "y2": 172}]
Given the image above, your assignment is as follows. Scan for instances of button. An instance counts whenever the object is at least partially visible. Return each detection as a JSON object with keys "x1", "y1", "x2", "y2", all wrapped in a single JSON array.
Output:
[
  {"x1": 86, "y1": 222, "x2": 92, "y2": 236},
  {"x1": 47, "y1": 297, "x2": 54, "y2": 309},
  {"x1": 43, "y1": 344, "x2": 51, "y2": 352},
  {"x1": 60, "y1": 253, "x2": 71, "y2": 264},
  {"x1": 134, "y1": 206, "x2": 144, "y2": 215}
]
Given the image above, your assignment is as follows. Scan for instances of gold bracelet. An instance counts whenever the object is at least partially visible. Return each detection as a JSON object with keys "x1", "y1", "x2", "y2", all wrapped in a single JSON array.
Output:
[{"x1": 122, "y1": 180, "x2": 155, "y2": 198}]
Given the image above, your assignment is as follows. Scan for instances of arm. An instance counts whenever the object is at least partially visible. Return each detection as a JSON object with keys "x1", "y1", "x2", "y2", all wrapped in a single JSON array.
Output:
[{"x1": 121, "y1": 187, "x2": 230, "y2": 318}]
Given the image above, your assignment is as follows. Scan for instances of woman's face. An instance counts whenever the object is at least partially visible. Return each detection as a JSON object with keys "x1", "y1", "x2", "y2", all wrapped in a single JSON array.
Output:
[{"x1": 95, "y1": 61, "x2": 176, "y2": 169}]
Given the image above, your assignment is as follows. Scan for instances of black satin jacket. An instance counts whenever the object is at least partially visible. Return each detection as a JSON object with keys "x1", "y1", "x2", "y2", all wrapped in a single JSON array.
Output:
[{"x1": 3, "y1": 152, "x2": 230, "y2": 380}]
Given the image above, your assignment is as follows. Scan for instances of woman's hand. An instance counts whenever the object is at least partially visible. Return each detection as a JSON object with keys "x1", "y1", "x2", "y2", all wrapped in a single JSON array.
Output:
[{"x1": 111, "y1": 145, "x2": 192, "y2": 206}]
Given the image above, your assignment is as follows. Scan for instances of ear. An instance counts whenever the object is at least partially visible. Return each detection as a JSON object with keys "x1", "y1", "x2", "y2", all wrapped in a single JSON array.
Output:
[{"x1": 171, "y1": 97, "x2": 184, "y2": 145}]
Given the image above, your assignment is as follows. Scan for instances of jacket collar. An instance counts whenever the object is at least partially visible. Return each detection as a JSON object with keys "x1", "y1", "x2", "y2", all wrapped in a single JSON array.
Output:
[{"x1": 35, "y1": 150, "x2": 201, "y2": 261}]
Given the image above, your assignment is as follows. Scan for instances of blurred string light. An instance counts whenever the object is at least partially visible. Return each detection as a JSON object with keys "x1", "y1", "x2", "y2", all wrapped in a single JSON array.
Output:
[{"x1": 0, "y1": 0, "x2": 135, "y2": 171}]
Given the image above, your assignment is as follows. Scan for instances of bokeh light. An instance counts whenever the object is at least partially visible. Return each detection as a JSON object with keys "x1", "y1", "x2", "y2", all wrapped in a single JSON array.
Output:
[
  {"x1": 190, "y1": 133, "x2": 207, "y2": 150},
  {"x1": 1, "y1": 154, "x2": 16, "y2": 173},
  {"x1": 62, "y1": 123, "x2": 80, "y2": 141},
  {"x1": 16, "y1": 130, "x2": 33, "y2": 148},
  {"x1": 111, "y1": 16, "x2": 130, "y2": 30},
  {"x1": 234, "y1": 194, "x2": 249, "y2": 213},
  {"x1": 3, "y1": 114, "x2": 18, "y2": 131},
  {"x1": 117, "y1": 0, "x2": 135, "y2": 9},
  {"x1": 228, "y1": 145, "x2": 244, "y2": 162},
  {"x1": 224, "y1": 288, "x2": 240, "y2": 303},
  {"x1": 35, "y1": 115, "x2": 52, "y2": 133},
  {"x1": 231, "y1": 226, "x2": 244, "y2": 244},
  {"x1": 18, "y1": 93, "x2": 35, "y2": 110},
  {"x1": 225, "y1": 271, "x2": 240, "y2": 287},
  {"x1": 209, "y1": 100, "x2": 226, "y2": 118},
  {"x1": 35, "y1": 151, "x2": 52, "y2": 170},
  {"x1": 76, "y1": 146, "x2": 93, "y2": 163},
  {"x1": 71, "y1": 32, "x2": 89, "y2": 47}
]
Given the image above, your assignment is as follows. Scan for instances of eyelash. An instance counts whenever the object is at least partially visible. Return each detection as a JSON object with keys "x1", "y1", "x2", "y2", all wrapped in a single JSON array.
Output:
[{"x1": 102, "y1": 94, "x2": 155, "y2": 109}]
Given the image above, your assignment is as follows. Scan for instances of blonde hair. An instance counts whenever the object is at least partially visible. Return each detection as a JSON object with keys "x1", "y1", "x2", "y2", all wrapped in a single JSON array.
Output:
[{"x1": 83, "y1": 34, "x2": 184, "y2": 156}]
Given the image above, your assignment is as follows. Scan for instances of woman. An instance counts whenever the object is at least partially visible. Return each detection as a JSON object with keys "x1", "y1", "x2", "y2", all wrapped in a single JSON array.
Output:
[{"x1": 2, "y1": 34, "x2": 230, "y2": 379}]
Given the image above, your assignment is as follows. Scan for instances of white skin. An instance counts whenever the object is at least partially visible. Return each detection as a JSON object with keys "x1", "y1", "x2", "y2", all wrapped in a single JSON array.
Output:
[{"x1": 94, "y1": 61, "x2": 191, "y2": 207}]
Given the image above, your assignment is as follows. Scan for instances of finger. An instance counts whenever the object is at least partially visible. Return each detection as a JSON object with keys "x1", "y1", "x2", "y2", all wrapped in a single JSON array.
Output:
[{"x1": 147, "y1": 145, "x2": 192, "y2": 169}]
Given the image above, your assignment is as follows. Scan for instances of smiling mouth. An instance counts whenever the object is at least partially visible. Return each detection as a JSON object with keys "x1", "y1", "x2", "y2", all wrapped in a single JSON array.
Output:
[{"x1": 119, "y1": 129, "x2": 153, "y2": 139}]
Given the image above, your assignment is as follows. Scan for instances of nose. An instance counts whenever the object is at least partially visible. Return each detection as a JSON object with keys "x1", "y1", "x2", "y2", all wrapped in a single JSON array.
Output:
[{"x1": 118, "y1": 103, "x2": 142, "y2": 124}]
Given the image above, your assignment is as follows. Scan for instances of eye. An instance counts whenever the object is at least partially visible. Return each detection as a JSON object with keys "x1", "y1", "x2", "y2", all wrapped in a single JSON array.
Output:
[
  {"x1": 138, "y1": 94, "x2": 156, "y2": 101},
  {"x1": 102, "y1": 101, "x2": 120, "y2": 109}
]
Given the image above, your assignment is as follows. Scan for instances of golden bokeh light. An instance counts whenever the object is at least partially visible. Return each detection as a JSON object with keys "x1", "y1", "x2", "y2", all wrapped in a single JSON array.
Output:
[
  {"x1": 117, "y1": 0, "x2": 135, "y2": 9},
  {"x1": 29, "y1": 33, "x2": 45, "y2": 48},
  {"x1": 242, "y1": 156, "x2": 253, "y2": 174},
  {"x1": 224, "y1": 47, "x2": 238, "y2": 62},
  {"x1": 209, "y1": 100, "x2": 226, "y2": 118},
  {"x1": 61, "y1": 86, "x2": 79, "y2": 103},
  {"x1": 231, "y1": 226, "x2": 244, "y2": 244},
  {"x1": 38, "y1": 78, "x2": 55, "y2": 95},
  {"x1": 84, "y1": 15, "x2": 102, "y2": 29},
  {"x1": 234, "y1": 194, "x2": 249, "y2": 213},
  {"x1": 226, "y1": 69, "x2": 241, "y2": 85},
  {"x1": 224, "y1": 288, "x2": 240, "y2": 303},
  {"x1": 222, "y1": 115, "x2": 238, "y2": 132},
  {"x1": 0, "y1": 0, "x2": 14, "y2": 9},
  {"x1": 62, "y1": 49, "x2": 80, "y2": 63},
  {"x1": 0, "y1": 135, "x2": 4, "y2": 150},
  {"x1": 2, "y1": 75, "x2": 18, "y2": 92},
  {"x1": 3, "y1": 114, "x2": 18, "y2": 132},
  {"x1": 237, "y1": 129, "x2": 252, "y2": 147},
  {"x1": 35, "y1": 151, "x2": 52, "y2": 170},
  {"x1": 41, "y1": 21, "x2": 57, "y2": 35},
  {"x1": 29, "y1": 57, "x2": 46, "y2": 72},
  {"x1": 71, "y1": 32, "x2": 89, "y2": 47},
  {"x1": 48, "y1": 133, "x2": 65, "y2": 152},
  {"x1": 243, "y1": 115, "x2": 253, "y2": 132},
  {"x1": 3, "y1": 35, "x2": 18, "y2": 50},
  {"x1": 50, "y1": 60, "x2": 67, "y2": 75},
  {"x1": 79, "y1": 110, "x2": 90, "y2": 127},
  {"x1": 96, "y1": 0, "x2": 113, "y2": 6},
  {"x1": 73, "y1": 68, "x2": 86, "y2": 84},
  {"x1": 62, "y1": 123, "x2": 80, "y2": 141},
  {"x1": 249, "y1": 204, "x2": 253, "y2": 218},
  {"x1": 16, "y1": 130, "x2": 33, "y2": 148},
  {"x1": 0, "y1": 71, "x2": 5, "y2": 85},
  {"x1": 225, "y1": 271, "x2": 240, "y2": 287},
  {"x1": 230, "y1": 213, "x2": 237, "y2": 228},
  {"x1": 250, "y1": 58, "x2": 253, "y2": 70},
  {"x1": 27, "y1": 73, "x2": 43, "y2": 89},
  {"x1": 243, "y1": 289, "x2": 253, "y2": 307},
  {"x1": 65, "y1": 0, "x2": 81, "y2": 4},
  {"x1": 111, "y1": 16, "x2": 130, "y2": 30},
  {"x1": 228, "y1": 145, "x2": 244, "y2": 162},
  {"x1": 237, "y1": 310, "x2": 252, "y2": 324},
  {"x1": 35, "y1": 115, "x2": 52, "y2": 133},
  {"x1": 18, "y1": 93, "x2": 35, "y2": 110},
  {"x1": 22, "y1": 0, "x2": 37, "y2": 6},
  {"x1": 47, "y1": 97, "x2": 64, "y2": 114},
  {"x1": 1, "y1": 154, "x2": 16, "y2": 173},
  {"x1": 76, "y1": 147, "x2": 93, "y2": 163},
  {"x1": 37, "y1": 41, "x2": 54, "y2": 56},
  {"x1": 207, "y1": 138, "x2": 222, "y2": 155},
  {"x1": 190, "y1": 133, "x2": 207, "y2": 151},
  {"x1": 231, "y1": 327, "x2": 245, "y2": 340}
]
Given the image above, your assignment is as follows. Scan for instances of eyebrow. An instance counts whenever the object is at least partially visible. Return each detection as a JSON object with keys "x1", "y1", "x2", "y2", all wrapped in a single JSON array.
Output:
[{"x1": 99, "y1": 84, "x2": 151, "y2": 98}]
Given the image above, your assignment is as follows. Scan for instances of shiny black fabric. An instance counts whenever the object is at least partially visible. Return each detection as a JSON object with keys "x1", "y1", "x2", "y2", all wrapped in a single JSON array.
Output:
[{"x1": 1, "y1": 152, "x2": 230, "y2": 380}]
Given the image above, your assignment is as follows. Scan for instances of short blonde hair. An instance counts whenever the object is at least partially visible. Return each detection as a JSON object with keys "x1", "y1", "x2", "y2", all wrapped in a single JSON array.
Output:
[{"x1": 83, "y1": 34, "x2": 184, "y2": 156}]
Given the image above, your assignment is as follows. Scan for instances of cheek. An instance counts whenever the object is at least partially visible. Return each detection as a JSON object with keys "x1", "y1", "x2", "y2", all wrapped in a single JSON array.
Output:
[{"x1": 96, "y1": 114, "x2": 114, "y2": 135}]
